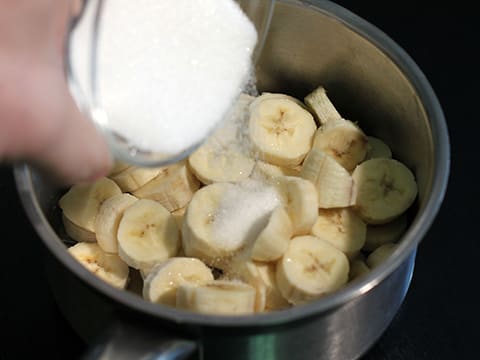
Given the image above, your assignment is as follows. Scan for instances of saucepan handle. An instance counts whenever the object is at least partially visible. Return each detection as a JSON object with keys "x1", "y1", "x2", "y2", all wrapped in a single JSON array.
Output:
[{"x1": 83, "y1": 320, "x2": 197, "y2": 360}]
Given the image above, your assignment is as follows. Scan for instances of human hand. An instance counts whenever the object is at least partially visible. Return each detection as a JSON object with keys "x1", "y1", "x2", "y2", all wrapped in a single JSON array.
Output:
[{"x1": 0, "y1": 0, "x2": 112, "y2": 184}]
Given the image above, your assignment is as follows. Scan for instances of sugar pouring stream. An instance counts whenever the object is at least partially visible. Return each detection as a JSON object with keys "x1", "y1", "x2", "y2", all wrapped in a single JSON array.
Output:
[{"x1": 66, "y1": 0, "x2": 275, "y2": 168}]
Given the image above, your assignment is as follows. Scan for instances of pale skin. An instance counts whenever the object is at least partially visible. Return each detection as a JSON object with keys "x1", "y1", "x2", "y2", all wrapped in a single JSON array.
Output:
[{"x1": 0, "y1": 0, "x2": 112, "y2": 184}]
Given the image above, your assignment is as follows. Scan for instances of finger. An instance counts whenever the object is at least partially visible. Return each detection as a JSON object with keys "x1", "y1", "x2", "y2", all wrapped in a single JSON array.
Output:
[{"x1": 32, "y1": 93, "x2": 113, "y2": 185}]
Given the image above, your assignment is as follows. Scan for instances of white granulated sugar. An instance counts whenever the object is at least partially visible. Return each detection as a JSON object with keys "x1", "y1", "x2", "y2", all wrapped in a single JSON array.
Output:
[
  {"x1": 212, "y1": 180, "x2": 281, "y2": 249},
  {"x1": 71, "y1": 0, "x2": 257, "y2": 154}
]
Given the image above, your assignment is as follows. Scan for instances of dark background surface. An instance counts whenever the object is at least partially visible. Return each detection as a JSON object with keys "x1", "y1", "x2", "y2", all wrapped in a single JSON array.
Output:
[{"x1": 0, "y1": 1, "x2": 477, "y2": 359}]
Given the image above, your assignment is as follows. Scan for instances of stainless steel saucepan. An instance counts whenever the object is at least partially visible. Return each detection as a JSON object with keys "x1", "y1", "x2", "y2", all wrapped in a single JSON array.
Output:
[{"x1": 14, "y1": 0, "x2": 449, "y2": 359}]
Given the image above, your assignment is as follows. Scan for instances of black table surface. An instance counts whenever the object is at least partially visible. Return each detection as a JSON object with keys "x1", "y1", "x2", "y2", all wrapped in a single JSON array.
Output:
[{"x1": 0, "y1": 1, "x2": 477, "y2": 359}]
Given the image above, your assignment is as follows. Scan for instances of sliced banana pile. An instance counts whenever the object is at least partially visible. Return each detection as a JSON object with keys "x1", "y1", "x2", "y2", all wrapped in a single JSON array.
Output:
[{"x1": 59, "y1": 86, "x2": 417, "y2": 315}]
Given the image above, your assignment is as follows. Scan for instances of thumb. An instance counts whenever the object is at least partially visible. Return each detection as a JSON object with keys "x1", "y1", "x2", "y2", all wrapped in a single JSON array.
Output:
[{"x1": 31, "y1": 93, "x2": 113, "y2": 185}]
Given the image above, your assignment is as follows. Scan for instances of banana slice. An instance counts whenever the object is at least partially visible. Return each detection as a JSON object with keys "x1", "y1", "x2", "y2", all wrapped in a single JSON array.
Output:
[
  {"x1": 275, "y1": 176, "x2": 318, "y2": 235},
  {"x1": 311, "y1": 208, "x2": 366, "y2": 258},
  {"x1": 110, "y1": 166, "x2": 164, "y2": 192},
  {"x1": 171, "y1": 206, "x2": 187, "y2": 230},
  {"x1": 276, "y1": 235, "x2": 349, "y2": 305},
  {"x1": 300, "y1": 149, "x2": 355, "y2": 208},
  {"x1": 304, "y1": 86, "x2": 341, "y2": 125},
  {"x1": 176, "y1": 280, "x2": 256, "y2": 315},
  {"x1": 364, "y1": 214, "x2": 407, "y2": 251},
  {"x1": 108, "y1": 160, "x2": 130, "y2": 176},
  {"x1": 250, "y1": 161, "x2": 301, "y2": 183},
  {"x1": 182, "y1": 181, "x2": 281, "y2": 269},
  {"x1": 143, "y1": 257, "x2": 214, "y2": 306},
  {"x1": 352, "y1": 158, "x2": 418, "y2": 224},
  {"x1": 258, "y1": 92, "x2": 309, "y2": 109},
  {"x1": 182, "y1": 182, "x2": 239, "y2": 268},
  {"x1": 188, "y1": 148, "x2": 255, "y2": 185},
  {"x1": 349, "y1": 256, "x2": 370, "y2": 280},
  {"x1": 312, "y1": 118, "x2": 368, "y2": 171},
  {"x1": 94, "y1": 193, "x2": 138, "y2": 253},
  {"x1": 62, "y1": 214, "x2": 96, "y2": 242},
  {"x1": 366, "y1": 243, "x2": 398, "y2": 268},
  {"x1": 188, "y1": 94, "x2": 255, "y2": 184},
  {"x1": 249, "y1": 93, "x2": 317, "y2": 167},
  {"x1": 254, "y1": 262, "x2": 290, "y2": 311},
  {"x1": 117, "y1": 199, "x2": 179, "y2": 272},
  {"x1": 68, "y1": 242, "x2": 129, "y2": 289},
  {"x1": 365, "y1": 136, "x2": 392, "y2": 160},
  {"x1": 59, "y1": 177, "x2": 122, "y2": 232},
  {"x1": 225, "y1": 260, "x2": 290, "y2": 312},
  {"x1": 251, "y1": 206, "x2": 293, "y2": 262},
  {"x1": 224, "y1": 261, "x2": 267, "y2": 312},
  {"x1": 133, "y1": 161, "x2": 200, "y2": 212}
]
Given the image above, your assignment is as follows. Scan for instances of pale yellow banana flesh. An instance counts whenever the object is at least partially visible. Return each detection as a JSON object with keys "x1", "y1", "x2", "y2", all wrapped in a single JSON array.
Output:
[
  {"x1": 275, "y1": 176, "x2": 319, "y2": 235},
  {"x1": 311, "y1": 208, "x2": 366, "y2": 258},
  {"x1": 143, "y1": 257, "x2": 214, "y2": 306},
  {"x1": 365, "y1": 136, "x2": 392, "y2": 160},
  {"x1": 110, "y1": 166, "x2": 163, "y2": 192},
  {"x1": 62, "y1": 214, "x2": 96, "y2": 243},
  {"x1": 223, "y1": 260, "x2": 267, "y2": 312},
  {"x1": 108, "y1": 160, "x2": 130, "y2": 176},
  {"x1": 171, "y1": 207, "x2": 186, "y2": 230},
  {"x1": 249, "y1": 94, "x2": 317, "y2": 167},
  {"x1": 352, "y1": 158, "x2": 417, "y2": 224},
  {"x1": 68, "y1": 242, "x2": 129, "y2": 289},
  {"x1": 59, "y1": 84, "x2": 419, "y2": 315},
  {"x1": 349, "y1": 257, "x2": 370, "y2": 280},
  {"x1": 188, "y1": 93, "x2": 255, "y2": 184},
  {"x1": 250, "y1": 161, "x2": 301, "y2": 183},
  {"x1": 303, "y1": 86, "x2": 341, "y2": 125},
  {"x1": 276, "y1": 235, "x2": 349, "y2": 305},
  {"x1": 253, "y1": 261, "x2": 290, "y2": 311},
  {"x1": 94, "y1": 193, "x2": 138, "y2": 253},
  {"x1": 366, "y1": 243, "x2": 399, "y2": 268},
  {"x1": 182, "y1": 182, "x2": 239, "y2": 268},
  {"x1": 117, "y1": 199, "x2": 179, "y2": 272},
  {"x1": 251, "y1": 206, "x2": 293, "y2": 262},
  {"x1": 182, "y1": 181, "x2": 281, "y2": 270},
  {"x1": 176, "y1": 280, "x2": 256, "y2": 315},
  {"x1": 364, "y1": 214, "x2": 407, "y2": 252},
  {"x1": 133, "y1": 161, "x2": 200, "y2": 212},
  {"x1": 59, "y1": 177, "x2": 122, "y2": 232},
  {"x1": 312, "y1": 118, "x2": 368, "y2": 171},
  {"x1": 300, "y1": 149, "x2": 355, "y2": 208}
]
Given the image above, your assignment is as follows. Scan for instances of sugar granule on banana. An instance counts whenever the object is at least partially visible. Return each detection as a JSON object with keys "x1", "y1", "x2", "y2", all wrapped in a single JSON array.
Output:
[
  {"x1": 188, "y1": 93, "x2": 255, "y2": 185},
  {"x1": 182, "y1": 180, "x2": 281, "y2": 270}
]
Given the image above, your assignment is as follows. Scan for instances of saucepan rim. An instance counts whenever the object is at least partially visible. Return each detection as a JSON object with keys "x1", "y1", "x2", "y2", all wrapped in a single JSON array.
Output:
[{"x1": 14, "y1": 0, "x2": 449, "y2": 328}]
